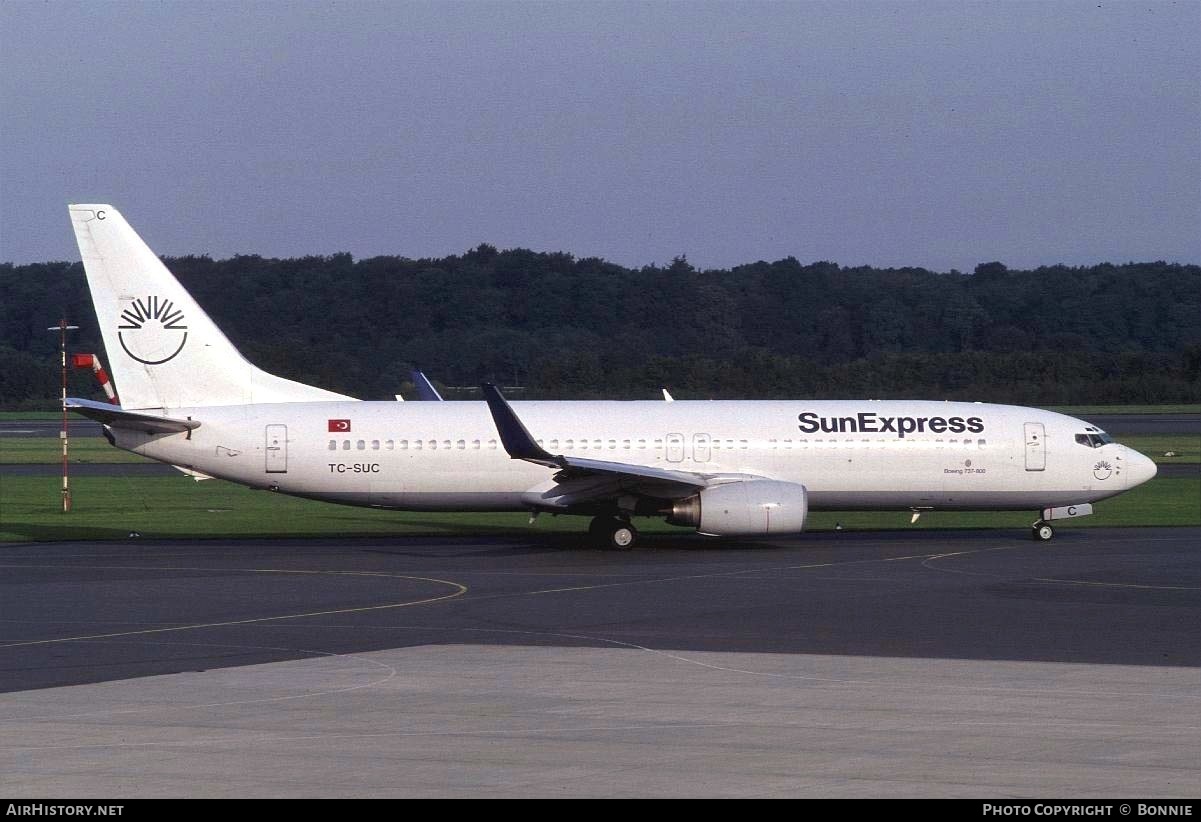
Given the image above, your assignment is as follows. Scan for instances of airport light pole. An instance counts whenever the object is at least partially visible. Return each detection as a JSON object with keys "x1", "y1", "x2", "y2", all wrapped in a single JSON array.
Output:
[{"x1": 48, "y1": 320, "x2": 79, "y2": 512}]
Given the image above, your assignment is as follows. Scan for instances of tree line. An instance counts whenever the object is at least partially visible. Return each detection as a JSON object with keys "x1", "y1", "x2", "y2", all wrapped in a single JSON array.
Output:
[{"x1": 1, "y1": 251, "x2": 1198, "y2": 408}]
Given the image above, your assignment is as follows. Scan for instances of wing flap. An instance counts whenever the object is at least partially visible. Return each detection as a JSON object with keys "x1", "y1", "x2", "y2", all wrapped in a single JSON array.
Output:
[{"x1": 550, "y1": 455, "x2": 708, "y2": 488}]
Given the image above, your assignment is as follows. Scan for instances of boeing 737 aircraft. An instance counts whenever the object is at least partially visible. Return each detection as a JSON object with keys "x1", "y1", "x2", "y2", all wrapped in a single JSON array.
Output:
[{"x1": 64, "y1": 204, "x2": 1157, "y2": 549}]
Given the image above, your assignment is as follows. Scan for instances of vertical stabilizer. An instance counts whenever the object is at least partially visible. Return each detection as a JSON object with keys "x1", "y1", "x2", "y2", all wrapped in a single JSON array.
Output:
[{"x1": 68, "y1": 204, "x2": 353, "y2": 409}]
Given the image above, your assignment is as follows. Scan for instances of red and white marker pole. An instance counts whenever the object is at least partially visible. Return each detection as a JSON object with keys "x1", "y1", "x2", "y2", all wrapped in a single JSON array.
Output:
[{"x1": 48, "y1": 320, "x2": 79, "y2": 513}]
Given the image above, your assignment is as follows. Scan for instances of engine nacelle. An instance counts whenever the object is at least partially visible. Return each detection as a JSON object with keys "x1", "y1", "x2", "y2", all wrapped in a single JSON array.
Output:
[{"x1": 668, "y1": 480, "x2": 808, "y2": 537}]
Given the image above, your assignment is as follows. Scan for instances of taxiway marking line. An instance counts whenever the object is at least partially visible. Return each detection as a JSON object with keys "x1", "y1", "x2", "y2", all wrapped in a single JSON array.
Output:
[{"x1": 0, "y1": 572, "x2": 467, "y2": 649}]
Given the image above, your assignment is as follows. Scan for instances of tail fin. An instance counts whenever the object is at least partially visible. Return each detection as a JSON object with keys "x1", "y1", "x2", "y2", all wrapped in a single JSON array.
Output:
[{"x1": 68, "y1": 204, "x2": 354, "y2": 409}]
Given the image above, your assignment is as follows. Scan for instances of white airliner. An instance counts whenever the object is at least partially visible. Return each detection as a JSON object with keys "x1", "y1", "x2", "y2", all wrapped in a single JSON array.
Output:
[{"x1": 64, "y1": 204, "x2": 1157, "y2": 549}]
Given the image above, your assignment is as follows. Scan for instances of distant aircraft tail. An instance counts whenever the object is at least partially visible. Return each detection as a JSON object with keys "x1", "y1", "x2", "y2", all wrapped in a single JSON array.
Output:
[{"x1": 68, "y1": 204, "x2": 354, "y2": 409}]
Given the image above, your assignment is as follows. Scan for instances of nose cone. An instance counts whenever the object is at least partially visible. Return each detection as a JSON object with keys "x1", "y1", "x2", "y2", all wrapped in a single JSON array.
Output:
[{"x1": 1126, "y1": 448, "x2": 1158, "y2": 488}]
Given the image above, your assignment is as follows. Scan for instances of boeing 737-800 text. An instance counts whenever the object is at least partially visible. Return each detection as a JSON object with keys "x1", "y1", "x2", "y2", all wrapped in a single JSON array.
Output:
[{"x1": 63, "y1": 204, "x2": 1157, "y2": 548}]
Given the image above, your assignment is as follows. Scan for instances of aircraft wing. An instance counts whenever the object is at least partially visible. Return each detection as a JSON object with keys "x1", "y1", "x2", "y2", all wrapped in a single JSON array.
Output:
[
  {"x1": 482, "y1": 383, "x2": 711, "y2": 491},
  {"x1": 65, "y1": 397, "x2": 201, "y2": 434},
  {"x1": 545, "y1": 455, "x2": 709, "y2": 487}
]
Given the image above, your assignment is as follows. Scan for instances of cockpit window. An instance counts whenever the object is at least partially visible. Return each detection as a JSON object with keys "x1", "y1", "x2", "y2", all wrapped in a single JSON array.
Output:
[{"x1": 1076, "y1": 431, "x2": 1114, "y2": 448}]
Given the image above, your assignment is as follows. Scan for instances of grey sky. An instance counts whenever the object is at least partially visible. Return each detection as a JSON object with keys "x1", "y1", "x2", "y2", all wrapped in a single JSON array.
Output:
[{"x1": 2, "y1": 0, "x2": 1198, "y2": 272}]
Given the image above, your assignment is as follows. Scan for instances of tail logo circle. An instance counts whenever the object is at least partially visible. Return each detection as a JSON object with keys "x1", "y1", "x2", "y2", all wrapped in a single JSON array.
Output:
[{"x1": 117, "y1": 296, "x2": 188, "y2": 365}]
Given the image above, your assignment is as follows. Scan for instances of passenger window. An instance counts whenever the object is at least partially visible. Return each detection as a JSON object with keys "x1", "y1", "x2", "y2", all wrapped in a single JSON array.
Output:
[
  {"x1": 386, "y1": 440, "x2": 394, "y2": 450},
  {"x1": 977, "y1": 438, "x2": 986, "y2": 448},
  {"x1": 488, "y1": 440, "x2": 497, "y2": 449},
  {"x1": 342, "y1": 440, "x2": 350, "y2": 450},
  {"x1": 356, "y1": 440, "x2": 365, "y2": 450},
  {"x1": 456, "y1": 440, "x2": 465, "y2": 449},
  {"x1": 328, "y1": 440, "x2": 337, "y2": 451},
  {"x1": 400, "y1": 439, "x2": 408, "y2": 449},
  {"x1": 371, "y1": 440, "x2": 380, "y2": 450},
  {"x1": 472, "y1": 440, "x2": 481, "y2": 449}
]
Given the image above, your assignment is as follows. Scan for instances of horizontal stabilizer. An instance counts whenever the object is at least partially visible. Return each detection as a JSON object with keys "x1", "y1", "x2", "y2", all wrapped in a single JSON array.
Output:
[
  {"x1": 66, "y1": 398, "x2": 200, "y2": 434},
  {"x1": 172, "y1": 465, "x2": 215, "y2": 481}
]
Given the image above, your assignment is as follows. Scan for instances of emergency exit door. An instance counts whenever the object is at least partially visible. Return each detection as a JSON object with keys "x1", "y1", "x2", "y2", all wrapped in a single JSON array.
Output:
[
  {"x1": 266, "y1": 424, "x2": 288, "y2": 473},
  {"x1": 1024, "y1": 422, "x2": 1045, "y2": 471}
]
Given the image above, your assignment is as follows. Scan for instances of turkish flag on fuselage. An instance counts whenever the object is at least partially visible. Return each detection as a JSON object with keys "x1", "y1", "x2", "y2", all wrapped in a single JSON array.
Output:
[{"x1": 328, "y1": 419, "x2": 351, "y2": 432}]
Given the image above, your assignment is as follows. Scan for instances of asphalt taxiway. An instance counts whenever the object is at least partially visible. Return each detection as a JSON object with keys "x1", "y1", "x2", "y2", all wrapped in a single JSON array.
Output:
[
  {"x1": 1, "y1": 528, "x2": 1199, "y2": 796},
  {"x1": 0, "y1": 420, "x2": 104, "y2": 438}
]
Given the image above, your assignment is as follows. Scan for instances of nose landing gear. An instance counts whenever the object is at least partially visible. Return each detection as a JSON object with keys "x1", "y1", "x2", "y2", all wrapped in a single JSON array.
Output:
[{"x1": 1032, "y1": 521, "x2": 1055, "y2": 541}]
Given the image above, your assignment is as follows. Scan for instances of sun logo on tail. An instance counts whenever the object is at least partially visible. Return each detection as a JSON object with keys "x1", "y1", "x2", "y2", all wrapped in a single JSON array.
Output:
[{"x1": 117, "y1": 296, "x2": 188, "y2": 365}]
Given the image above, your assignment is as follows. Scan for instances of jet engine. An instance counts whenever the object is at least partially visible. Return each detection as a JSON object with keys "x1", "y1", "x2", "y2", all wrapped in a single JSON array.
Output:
[{"x1": 667, "y1": 479, "x2": 808, "y2": 537}]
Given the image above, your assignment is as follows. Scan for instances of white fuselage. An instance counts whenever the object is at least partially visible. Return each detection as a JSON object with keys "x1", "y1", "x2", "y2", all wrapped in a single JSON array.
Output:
[{"x1": 110, "y1": 400, "x2": 1155, "y2": 513}]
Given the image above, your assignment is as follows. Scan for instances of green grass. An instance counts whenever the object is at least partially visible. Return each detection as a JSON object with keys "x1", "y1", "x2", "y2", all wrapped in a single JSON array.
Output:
[
  {"x1": 0, "y1": 475, "x2": 649, "y2": 543},
  {"x1": 0, "y1": 437, "x2": 153, "y2": 464},
  {"x1": 1, "y1": 475, "x2": 1196, "y2": 543},
  {"x1": 1120, "y1": 434, "x2": 1201, "y2": 464}
]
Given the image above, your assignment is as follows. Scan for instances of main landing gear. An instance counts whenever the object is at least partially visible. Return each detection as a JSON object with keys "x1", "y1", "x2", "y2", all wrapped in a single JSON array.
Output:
[
  {"x1": 589, "y1": 515, "x2": 638, "y2": 550},
  {"x1": 1032, "y1": 521, "x2": 1055, "y2": 541}
]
